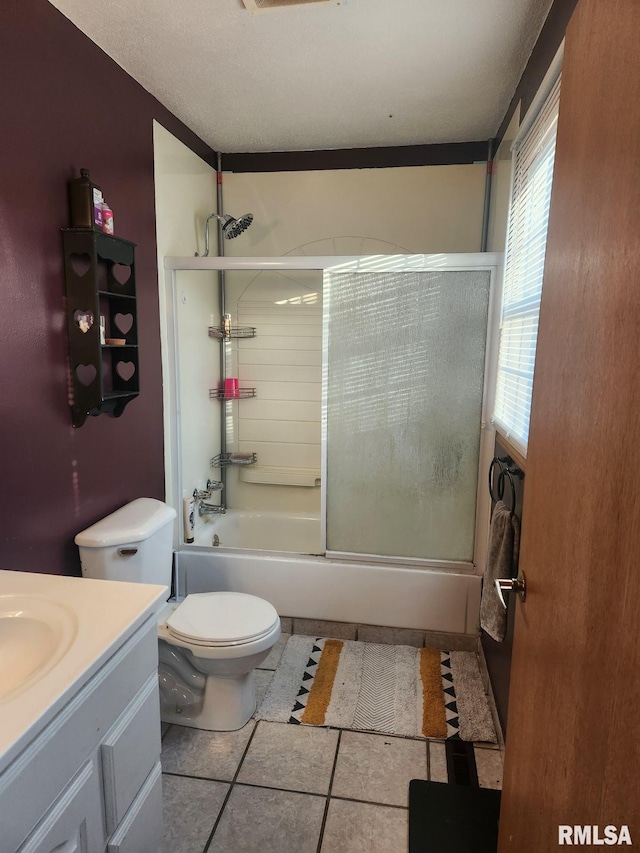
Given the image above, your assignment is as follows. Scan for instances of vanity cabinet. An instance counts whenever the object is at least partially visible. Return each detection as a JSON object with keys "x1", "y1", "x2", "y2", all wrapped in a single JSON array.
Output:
[
  {"x1": 0, "y1": 618, "x2": 163, "y2": 853},
  {"x1": 16, "y1": 759, "x2": 104, "y2": 853},
  {"x1": 63, "y1": 229, "x2": 139, "y2": 428}
]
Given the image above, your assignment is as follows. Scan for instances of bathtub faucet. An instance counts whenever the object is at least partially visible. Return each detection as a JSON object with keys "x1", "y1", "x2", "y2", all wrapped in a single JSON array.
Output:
[{"x1": 198, "y1": 502, "x2": 227, "y2": 517}]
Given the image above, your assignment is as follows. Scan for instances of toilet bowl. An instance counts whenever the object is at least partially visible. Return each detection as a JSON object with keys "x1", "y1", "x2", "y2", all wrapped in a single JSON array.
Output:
[
  {"x1": 157, "y1": 591, "x2": 280, "y2": 730},
  {"x1": 74, "y1": 498, "x2": 281, "y2": 731}
]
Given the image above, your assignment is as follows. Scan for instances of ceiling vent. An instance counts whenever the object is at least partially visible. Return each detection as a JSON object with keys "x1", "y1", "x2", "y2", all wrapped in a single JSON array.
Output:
[{"x1": 241, "y1": 0, "x2": 339, "y2": 11}]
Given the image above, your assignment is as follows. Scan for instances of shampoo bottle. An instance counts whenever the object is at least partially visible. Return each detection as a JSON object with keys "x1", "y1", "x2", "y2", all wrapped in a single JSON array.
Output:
[{"x1": 183, "y1": 496, "x2": 195, "y2": 544}]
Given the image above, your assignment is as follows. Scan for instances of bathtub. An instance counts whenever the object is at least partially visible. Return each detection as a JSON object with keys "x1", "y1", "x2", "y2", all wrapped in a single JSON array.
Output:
[
  {"x1": 177, "y1": 511, "x2": 481, "y2": 635},
  {"x1": 193, "y1": 509, "x2": 321, "y2": 554}
]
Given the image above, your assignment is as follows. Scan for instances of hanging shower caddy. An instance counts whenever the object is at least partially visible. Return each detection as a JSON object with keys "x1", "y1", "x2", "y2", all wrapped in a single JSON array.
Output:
[
  {"x1": 210, "y1": 452, "x2": 258, "y2": 468},
  {"x1": 202, "y1": 315, "x2": 258, "y2": 518},
  {"x1": 208, "y1": 315, "x2": 258, "y2": 399},
  {"x1": 209, "y1": 387, "x2": 257, "y2": 400},
  {"x1": 208, "y1": 324, "x2": 256, "y2": 340}
]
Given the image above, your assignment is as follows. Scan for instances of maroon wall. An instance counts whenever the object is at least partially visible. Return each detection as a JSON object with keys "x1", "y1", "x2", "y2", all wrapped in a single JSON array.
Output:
[{"x1": 0, "y1": 1, "x2": 216, "y2": 575}]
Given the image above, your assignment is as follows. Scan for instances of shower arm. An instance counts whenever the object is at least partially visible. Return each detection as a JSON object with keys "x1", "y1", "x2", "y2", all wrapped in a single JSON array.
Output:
[
  {"x1": 201, "y1": 213, "x2": 226, "y2": 258},
  {"x1": 196, "y1": 210, "x2": 252, "y2": 257}
]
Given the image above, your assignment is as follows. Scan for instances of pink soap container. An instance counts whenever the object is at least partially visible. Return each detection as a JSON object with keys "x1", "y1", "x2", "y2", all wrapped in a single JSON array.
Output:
[{"x1": 223, "y1": 378, "x2": 239, "y2": 398}]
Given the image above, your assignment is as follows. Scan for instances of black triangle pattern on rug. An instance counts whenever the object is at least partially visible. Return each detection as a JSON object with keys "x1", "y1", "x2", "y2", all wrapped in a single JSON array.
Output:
[
  {"x1": 440, "y1": 651, "x2": 461, "y2": 738},
  {"x1": 287, "y1": 637, "x2": 325, "y2": 724}
]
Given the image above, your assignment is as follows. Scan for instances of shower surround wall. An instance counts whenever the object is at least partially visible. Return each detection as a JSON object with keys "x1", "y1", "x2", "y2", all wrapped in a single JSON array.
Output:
[
  {"x1": 224, "y1": 271, "x2": 323, "y2": 515},
  {"x1": 153, "y1": 124, "x2": 220, "y2": 517},
  {"x1": 0, "y1": 0, "x2": 216, "y2": 574}
]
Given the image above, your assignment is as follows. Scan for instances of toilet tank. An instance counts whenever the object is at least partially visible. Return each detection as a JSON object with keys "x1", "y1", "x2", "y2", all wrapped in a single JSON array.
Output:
[{"x1": 75, "y1": 498, "x2": 177, "y2": 588}]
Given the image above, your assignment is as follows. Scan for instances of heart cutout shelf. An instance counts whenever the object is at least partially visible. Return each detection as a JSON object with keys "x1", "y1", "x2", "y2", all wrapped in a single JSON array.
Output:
[
  {"x1": 73, "y1": 309, "x2": 94, "y2": 333},
  {"x1": 116, "y1": 361, "x2": 136, "y2": 382},
  {"x1": 64, "y1": 229, "x2": 139, "y2": 427},
  {"x1": 114, "y1": 312, "x2": 134, "y2": 336},
  {"x1": 70, "y1": 252, "x2": 91, "y2": 278},
  {"x1": 111, "y1": 263, "x2": 132, "y2": 286},
  {"x1": 75, "y1": 363, "x2": 97, "y2": 387}
]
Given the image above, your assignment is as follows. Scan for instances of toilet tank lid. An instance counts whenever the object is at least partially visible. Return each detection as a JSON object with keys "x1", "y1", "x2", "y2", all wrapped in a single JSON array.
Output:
[{"x1": 74, "y1": 498, "x2": 177, "y2": 548}]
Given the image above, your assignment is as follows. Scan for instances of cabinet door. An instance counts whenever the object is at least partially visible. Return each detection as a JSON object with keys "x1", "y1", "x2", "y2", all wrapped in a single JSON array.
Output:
[
  {"x1": 107, "y1": 763, "x2": 163, "y2": 853},
  {"x1": 101, "y1": 675, "x2": 161, "y2": 834},
  {"x1": 17, "y1": 759, "x2": 103, "y2": 853}
]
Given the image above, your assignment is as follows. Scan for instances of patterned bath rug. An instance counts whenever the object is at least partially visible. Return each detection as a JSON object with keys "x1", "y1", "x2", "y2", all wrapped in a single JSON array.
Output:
[{"x1": 256, "y1": 635, "x2": 497, "y2": 743}]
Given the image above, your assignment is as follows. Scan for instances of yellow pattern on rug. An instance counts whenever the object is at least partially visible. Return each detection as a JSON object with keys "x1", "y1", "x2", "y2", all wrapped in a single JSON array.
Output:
[
  {"x1": 301, "y1": 639, "x2": 344, "y2": 725},
  {"x1": 420, "y1": 647, "x2": 447, "y2": 738}
]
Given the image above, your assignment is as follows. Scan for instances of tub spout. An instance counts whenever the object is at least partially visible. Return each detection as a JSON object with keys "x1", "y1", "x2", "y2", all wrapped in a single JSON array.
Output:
[{"x1": 199, "y1": 502, "x2": 227, "y2": 517}]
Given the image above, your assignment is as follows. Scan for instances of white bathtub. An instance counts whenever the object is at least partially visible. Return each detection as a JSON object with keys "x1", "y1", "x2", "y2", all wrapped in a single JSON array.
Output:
[
  {"x1": 178, "y1": 509, "x2": 481, "y2": 635},
  {"x1": 194, "y1": 510, "x2": 322, "y2": 554}
]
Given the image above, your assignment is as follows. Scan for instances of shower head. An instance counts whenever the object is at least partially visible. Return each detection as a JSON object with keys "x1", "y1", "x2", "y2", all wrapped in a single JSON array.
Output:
[
  {"x1": 196, "y1": 212, "x2": 254, "y2": 257},
  {"x1": 219, "y1": 213, "x2": 253, "y2": 239}
]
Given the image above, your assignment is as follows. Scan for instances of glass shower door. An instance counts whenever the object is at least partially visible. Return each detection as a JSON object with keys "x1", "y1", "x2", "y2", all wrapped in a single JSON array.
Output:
[{"x1": 325, "y1": 268, "x2": 491, "y2": 563}]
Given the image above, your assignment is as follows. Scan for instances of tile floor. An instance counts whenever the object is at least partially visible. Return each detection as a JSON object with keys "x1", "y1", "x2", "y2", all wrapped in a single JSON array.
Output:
[{"x1": 160, "y1": 634, "x2": 503, "y2": 853}]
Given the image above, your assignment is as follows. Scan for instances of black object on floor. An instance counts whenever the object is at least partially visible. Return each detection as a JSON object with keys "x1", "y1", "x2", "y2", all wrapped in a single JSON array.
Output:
[
  {"x1": 444, "y1": 740, "x2": 479, "y2": 786},
  {"x1": 408, "y1": 780, "x2": 501, "y2": 853}
]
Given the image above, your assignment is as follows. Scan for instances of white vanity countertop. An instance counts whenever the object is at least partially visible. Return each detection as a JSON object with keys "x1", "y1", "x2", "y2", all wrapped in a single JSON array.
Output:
[{"x1": 0, "y1": 570, "x2": 167, "y2": 775}]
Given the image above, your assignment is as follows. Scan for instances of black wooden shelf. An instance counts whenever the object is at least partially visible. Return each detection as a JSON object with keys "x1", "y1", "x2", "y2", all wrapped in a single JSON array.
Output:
[
  {"x1": 102, "y1": 391, "x2": 139, "y2": 400},
  {"x1": 63, "y1": 229, "x2": 139, "y2": 427},
  {"x1": 98, "y1": 289, "x2": 136, "y2": 301}
]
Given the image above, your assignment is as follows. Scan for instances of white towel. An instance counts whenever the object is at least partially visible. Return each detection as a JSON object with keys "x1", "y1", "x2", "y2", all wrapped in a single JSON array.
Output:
[{"x1": 480, "y1": 500, "x2": 521, "y2": 642}]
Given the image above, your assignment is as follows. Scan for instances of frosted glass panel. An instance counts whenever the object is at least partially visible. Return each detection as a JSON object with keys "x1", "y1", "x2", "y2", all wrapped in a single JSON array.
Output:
[{"x1": 326, "y1": 270, "x2": 490, "y2": 562}]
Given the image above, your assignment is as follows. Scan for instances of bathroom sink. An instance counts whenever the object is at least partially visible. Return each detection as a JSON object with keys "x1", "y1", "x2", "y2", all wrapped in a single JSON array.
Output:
[{"x1": 0, "y1": 595, "x2": 78, "y2": 700}]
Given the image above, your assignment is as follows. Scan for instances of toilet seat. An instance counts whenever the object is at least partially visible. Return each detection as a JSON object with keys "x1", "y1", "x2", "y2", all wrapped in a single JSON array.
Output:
[{"x1": 167, "y1": 592, "x2": 280, "y2": 647}]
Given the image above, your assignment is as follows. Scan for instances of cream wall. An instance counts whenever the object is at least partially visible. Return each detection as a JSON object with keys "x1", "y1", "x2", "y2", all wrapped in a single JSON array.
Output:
[
  {"x1": 153, "y1": 122, "x2": 220, "y2": 536},
  {"x1": 223, "y1": 164, "x2": 487, "y2": 256}
]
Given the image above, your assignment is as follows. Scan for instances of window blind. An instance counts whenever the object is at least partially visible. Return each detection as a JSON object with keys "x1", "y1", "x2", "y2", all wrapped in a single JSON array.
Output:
[{"x1": 492, "y1": 74, "x2": 561, "y2": 455}]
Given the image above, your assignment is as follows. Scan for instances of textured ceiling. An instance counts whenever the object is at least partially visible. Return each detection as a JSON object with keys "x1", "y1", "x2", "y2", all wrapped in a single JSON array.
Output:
[{"x1": 47, "y1": 0, "x2": 553, "y2": 153}]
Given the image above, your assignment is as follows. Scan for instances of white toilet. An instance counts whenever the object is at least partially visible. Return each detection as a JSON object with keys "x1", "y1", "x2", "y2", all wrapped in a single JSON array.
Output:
[{"x1": 75, "y1": 498, "x2": 281, "y2": 731}]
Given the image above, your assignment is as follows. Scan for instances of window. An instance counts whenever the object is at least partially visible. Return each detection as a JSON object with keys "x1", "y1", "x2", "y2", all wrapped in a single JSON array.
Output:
[{"x1": 492, "y1": 72, "x2": 561, "y2": 455}]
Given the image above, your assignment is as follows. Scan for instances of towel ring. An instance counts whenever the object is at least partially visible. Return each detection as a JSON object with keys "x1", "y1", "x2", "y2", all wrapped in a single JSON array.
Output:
[
  {"x1": 488, "y1": 457, "x2": 504, "y2": 502},
  {"x1": 498, "y1": 467, "x2": 517, "y2": 514},
  {"x1": 489, "y1": 455, "x2": 523, "y2": 515}
]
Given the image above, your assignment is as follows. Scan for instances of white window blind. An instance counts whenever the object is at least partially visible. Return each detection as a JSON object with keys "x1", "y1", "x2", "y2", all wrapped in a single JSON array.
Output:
[{"x1": 492, "y1": 74, "x2": 561, "y2": 455}]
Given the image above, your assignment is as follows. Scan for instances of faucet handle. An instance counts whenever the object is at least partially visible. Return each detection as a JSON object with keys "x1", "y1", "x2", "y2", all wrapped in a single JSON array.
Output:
[{"x1": 207, "y1": 479, "x2": 224, "y2": 491}]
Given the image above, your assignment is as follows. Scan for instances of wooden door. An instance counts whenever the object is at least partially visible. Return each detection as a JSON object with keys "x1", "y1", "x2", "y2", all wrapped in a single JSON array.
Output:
[{"x1": 498, "y1": 1, "x2": 640, "y2": 848}]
